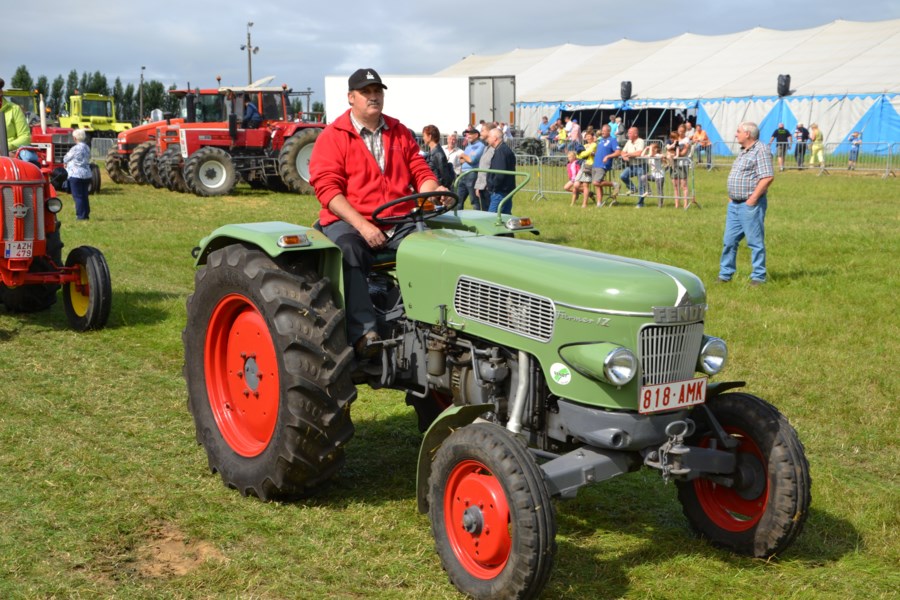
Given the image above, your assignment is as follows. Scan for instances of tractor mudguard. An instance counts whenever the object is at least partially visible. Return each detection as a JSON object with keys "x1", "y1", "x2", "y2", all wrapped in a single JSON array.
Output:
[
  {"x1": 707, "y1": 380, "x2": 746, "y2": 399},
  {"x1": 416, "y1": 403, "x2": 495, "y2": 513},
  {"x1": 192, "y1": 221, "x2": 345, "y2": 304}
]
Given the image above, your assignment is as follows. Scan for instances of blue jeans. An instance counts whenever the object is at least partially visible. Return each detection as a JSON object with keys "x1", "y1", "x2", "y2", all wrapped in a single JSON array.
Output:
[
  {"x1": 719, "y1": 197, "x2": 767, "y2": 282},
  {"x1": 457, "y1": 171, "x2": 479, "y2": 209},
  {"x1": 488, "y1": 191, "x2": 512, "y2": 214},
  {"x1": 620, "y1": 165, "x2": 646, "y2": 196}
]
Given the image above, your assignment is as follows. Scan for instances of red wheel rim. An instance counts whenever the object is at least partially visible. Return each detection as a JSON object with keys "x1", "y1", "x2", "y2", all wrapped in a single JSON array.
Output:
[
  {"x1": 443, "y1": 459, "x2": 511, "y2": 579},
  {"x1": 693, "y1": 426, "x2": 768, "y2": 531},
  {"x1": 204, "y1": 294, "x2": 280, "y2": 457}
]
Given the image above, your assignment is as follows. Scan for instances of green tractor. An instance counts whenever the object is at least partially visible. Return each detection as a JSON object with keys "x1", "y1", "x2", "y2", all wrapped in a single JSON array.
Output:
[{"x1": 183, "y1": 191, "x2": 810, "y2": 599}]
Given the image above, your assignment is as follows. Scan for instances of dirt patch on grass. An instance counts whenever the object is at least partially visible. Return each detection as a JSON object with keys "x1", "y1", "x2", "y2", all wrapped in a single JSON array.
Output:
[{"x1": 134, "y1": 522, "x2": 227, "y2": 578}]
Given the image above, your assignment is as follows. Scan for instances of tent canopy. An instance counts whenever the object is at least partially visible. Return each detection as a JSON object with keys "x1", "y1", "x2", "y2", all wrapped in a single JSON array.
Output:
[{"x1": 436, "y1": 19, "x2": 900, "y2": 102}]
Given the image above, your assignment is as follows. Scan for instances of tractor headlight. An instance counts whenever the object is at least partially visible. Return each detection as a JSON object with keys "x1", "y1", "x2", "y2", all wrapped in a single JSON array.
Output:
[
  {"x1": 46, "y1": 196, "x2": 63, "y2": 213},
  {"x1": 603, "y1": 347, "x2": 638, "y2": 386},
  {"x1": 698, "y1": 336, "x2": 727, "y2": 375}
]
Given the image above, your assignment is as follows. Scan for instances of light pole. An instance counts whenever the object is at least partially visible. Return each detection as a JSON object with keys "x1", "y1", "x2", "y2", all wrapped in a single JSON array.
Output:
[
  {"x1": 139, "y1": 65, "x2": 146, "y2": 121},
  {"x1": 240, "y1": 22, "x2": 259, "y2": 85}
]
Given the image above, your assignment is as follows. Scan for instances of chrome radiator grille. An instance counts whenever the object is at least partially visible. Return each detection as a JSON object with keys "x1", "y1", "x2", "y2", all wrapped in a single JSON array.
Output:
[
  {"x1": 454, "y1": 276, "x2": 555, "y2": 342},
  {"x1": 639, "y1": 322, "x2": 705, "y2": 385},
  {"x1": 1, "y1": 184, "x2": 45, "y2": 243}
]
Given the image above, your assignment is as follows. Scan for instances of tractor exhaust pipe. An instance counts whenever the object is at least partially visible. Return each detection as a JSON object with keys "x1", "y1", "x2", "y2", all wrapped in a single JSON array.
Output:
[{"x1": 40, "y1": 94, "x2": 47, "y2": 134}]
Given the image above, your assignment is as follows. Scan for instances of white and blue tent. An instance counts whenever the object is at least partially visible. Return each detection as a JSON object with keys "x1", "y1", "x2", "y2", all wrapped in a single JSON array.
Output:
[{"x1": 435, "y1": 19, "x2": 900, "y2": 152}]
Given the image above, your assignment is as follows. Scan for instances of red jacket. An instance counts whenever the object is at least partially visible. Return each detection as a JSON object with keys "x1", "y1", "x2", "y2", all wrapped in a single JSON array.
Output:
[{"x1": 310, "y1": 109, "x2": 436, "y2": 228}]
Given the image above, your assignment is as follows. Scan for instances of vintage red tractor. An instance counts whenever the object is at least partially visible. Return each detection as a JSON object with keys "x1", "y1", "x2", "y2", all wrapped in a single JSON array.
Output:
[{"x1": 0, "y1": 152, "x2": 111, "y2": 330}]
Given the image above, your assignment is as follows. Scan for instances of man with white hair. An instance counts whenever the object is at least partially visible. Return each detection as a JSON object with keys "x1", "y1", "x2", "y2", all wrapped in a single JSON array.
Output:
[
  {"x1": 486, "y1": 127, "x2": 517, "y2": 214},
  {"x1": 718, "y1": 122, "x2": 774, "y2": 286}
]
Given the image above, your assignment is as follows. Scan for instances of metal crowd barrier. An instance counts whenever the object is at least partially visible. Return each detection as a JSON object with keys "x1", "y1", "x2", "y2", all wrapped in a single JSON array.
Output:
[
  {"x1": 91, "y1": 137, "x2": 116, "y2": 160},
  {"x1": 522, "y1": 154, "x2": 697, "y2": 208}
]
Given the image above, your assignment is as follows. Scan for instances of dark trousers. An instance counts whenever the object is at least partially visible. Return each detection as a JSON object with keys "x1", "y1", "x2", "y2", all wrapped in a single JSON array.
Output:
[
  {"x1": 69, "y1": 177, "x2": 91, "y2": 220},
  {"x1": 457, "y1": 172, "x2": 478, "y2": 209},
  {"x1": 320, "y1": 220, "x2": 417, "y2": 342}
]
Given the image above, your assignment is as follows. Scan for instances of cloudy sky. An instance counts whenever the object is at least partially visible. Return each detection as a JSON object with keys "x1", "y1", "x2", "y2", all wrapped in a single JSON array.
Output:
[{"x1": 3, "y1": 0, "x2": 897, "y2": 106}]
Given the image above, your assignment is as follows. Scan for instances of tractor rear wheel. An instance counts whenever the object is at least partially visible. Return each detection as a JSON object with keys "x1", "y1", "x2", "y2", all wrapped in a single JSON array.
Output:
[
  {"x1": 159, "y1": 145, "x2": 188, "y2": 193},
  {"x1": 105, "y1": 147, "x2": 133, "y2": 184},
  {"x1": 62, "y1": 246, "x2": 112, "y2": 331},
  {"x1": 428, "y1": 423, "x2": 556, "y2": 600},
  {"x1": 129, "y1": 140, "x2": 155, "y2": 184},
  {"x1": 183, "y1": 245, "x2": 356, "y2": 499},
  {"x1": 184, "y1": 147, "x2": 237, "y2": 196},
  {"x1": 676, "y1": 393, "x2": 811, "y2": 558},
  {"x1": 277, "y1": 129, "x2": 320, "y2": 194}
]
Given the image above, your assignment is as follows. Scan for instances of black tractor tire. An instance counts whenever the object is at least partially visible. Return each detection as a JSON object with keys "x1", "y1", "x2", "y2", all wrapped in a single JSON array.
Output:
[
  {"x1": 676, "y1": 393, "x2": 811, "y2": 558},
  {"x1": 143, "y1": 145, "x2": 164, "y2": 189},
  {"x1": 129, "y1": 140, "x2": 155, "y2": 184},
  {"x1": 159, "y1": 145, "x2": 189, "y2": 193},
  {"x1": 62, "y1": 246, "x2": 112, "y2": 331},
  {"x1": 183, "y1": 245, "x2": 356, "y2": 500},
  {"x1": 428, "y1": 422, "x2": 556, "y2": 600},
  {"x1": 105, "y1": 147, "x2": 133, "y2": 184},
  {"x1": 88, "y1": 163, "x2": 102, "y2": 195},
  {"x1": 0, "y1": 257, "x2": 59, "y2": 313},
  {"x1": 183, "y1": 147, "x2": 238, "y2": 197},
  {"x1": 277, "y1": 129, "x2": 320, "y2": 194},
  {"x1": 516, "y1": 138, "x2": 545, "y2": 158}
]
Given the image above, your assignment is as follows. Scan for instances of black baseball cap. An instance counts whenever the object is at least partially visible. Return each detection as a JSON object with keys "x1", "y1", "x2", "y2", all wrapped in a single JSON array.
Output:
[{"x1": 348, "y1": 68, "x2": 387, "y2": 91}]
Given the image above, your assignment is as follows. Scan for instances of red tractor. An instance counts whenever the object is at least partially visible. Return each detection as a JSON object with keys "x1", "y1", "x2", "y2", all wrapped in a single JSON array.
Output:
[
  {"x1": 177, "y1": 84, "x2": 324, "y2": 196},
  {"x1": 104, "y1": 87, "x2": 223, "y2": 185},
  {"x1": 26, "y1": 124, "x2": 103, "y2": 194},
  {"x1": 0, "y1": 153, "x2": 111, "y2": 331}
]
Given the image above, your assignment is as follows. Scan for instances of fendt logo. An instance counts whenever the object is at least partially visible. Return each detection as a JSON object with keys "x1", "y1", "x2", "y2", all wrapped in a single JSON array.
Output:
[{"x1": 12, "y1": 204, "x2": 29, "y2": 219}]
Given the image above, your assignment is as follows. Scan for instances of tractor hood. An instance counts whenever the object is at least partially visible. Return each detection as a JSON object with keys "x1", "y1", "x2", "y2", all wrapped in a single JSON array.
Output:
[{"x1": 397, "y1": 230, "x2": 706, "y2": 328}]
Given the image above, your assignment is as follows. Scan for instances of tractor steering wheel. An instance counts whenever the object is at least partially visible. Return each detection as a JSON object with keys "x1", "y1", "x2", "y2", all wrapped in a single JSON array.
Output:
[{"x1": 371, "y1": 191, "x2": 459, "y2": 228}]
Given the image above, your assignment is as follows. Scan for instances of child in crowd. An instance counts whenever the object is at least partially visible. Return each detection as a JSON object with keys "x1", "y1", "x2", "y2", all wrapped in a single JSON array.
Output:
[
  {"x1": 641, "y1": 143, "x2": 666, "y2": 207},
  {"x1": 564, "y1": 151, "x2": 582, "y2": 205}
]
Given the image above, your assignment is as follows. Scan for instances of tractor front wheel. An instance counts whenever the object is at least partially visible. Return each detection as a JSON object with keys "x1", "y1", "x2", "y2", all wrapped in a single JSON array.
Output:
[
  {"x1": 143, "y1": 145, "x2": 164, "y2": 189},
  {"x1": 428, "y1": 422, "x2": 556, "y2": 600},
  {"x1": 159, "y1": 145, "x2": 188, "y2": 193},
  {"x1": 129, "y1": 140, "x2": 155, "y2": 184},
  {"x1": 183, "y1": 245, "x2": 356, "y2": 500},
  {"x1": 62, "y1": 246, "x2": 112, "y2": 331},
  {"x1": 277, "y1": 129, "x2": 320, "y2": 194},
  {"x1": 105, "y1": 147, "x2": 133, "y2": 184},
  {"x1": 676, "y1": 393, "x2": 811, "y2": 558},
  {"x1": 184, "y1": 147, "x2": 237, "y2": 197}
]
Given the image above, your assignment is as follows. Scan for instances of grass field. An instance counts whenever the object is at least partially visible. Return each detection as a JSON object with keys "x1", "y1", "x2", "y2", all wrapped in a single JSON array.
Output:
[{"x1": 1, "y1": 166, "x2": 897, "y2": 599}]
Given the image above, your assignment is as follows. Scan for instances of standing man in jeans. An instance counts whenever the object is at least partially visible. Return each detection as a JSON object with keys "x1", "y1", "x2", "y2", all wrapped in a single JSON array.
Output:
[
  {"x1": 457, "y1": 126, "x2": 484, "y2": 208},
  {"x1": 618, "y1": 127, "x2": 647, "y2": 207},
  {"x1": 718, "y1": 122, "x2": 774, "y2": 286},
  {"x1": 486, "y1": 127, "x2": 516, "y2": 214}
]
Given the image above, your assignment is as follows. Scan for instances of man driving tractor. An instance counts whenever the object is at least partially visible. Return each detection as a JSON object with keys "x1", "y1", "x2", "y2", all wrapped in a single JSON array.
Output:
[{"x1": 309, "y1": 68, "x2": 448, "y2": 358}]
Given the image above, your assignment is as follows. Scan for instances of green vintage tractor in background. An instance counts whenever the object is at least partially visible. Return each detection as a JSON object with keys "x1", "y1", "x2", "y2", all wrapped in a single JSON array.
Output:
[{"x1": 183, "y1": 192, "x2": 810, "y2": 599}]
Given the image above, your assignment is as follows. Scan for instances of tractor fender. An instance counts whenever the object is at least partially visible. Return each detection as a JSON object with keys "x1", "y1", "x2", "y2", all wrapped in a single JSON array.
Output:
[
  {"x1": 707, "y1": 380, "x2": 746, "y2": 399},
  {"x1": 416, "y1": 403, "x2": 495, "y2": 514},
  {"x1": 192, "y1": 221, "x2": 345, "y2": 306}
]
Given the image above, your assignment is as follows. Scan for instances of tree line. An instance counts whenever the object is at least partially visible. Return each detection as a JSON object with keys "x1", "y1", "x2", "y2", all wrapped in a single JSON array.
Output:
[
  {"x1": 9, "y1": 64, "x2": 182, "y2": 123},
  {"x1": 9, "y1": 64, "x2": 325, "y2": 124}
]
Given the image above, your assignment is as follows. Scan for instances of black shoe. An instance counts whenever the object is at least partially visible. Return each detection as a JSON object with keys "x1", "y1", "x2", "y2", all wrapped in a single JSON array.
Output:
[{"x1": 716, "y1": 278, "x2": 730, "y2": 284}]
